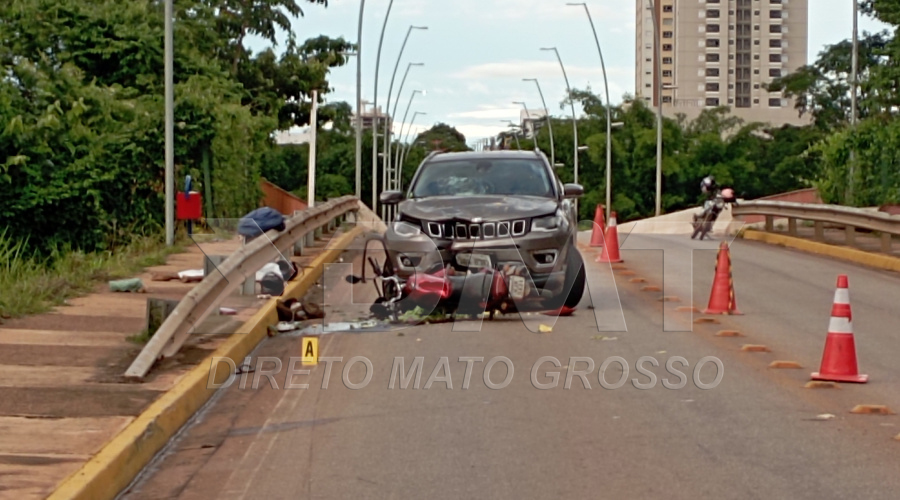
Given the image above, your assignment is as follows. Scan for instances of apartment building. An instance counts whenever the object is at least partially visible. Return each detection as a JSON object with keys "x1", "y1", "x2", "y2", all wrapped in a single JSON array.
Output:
[{"x1": 635, "y1": 0, "x2": 810, "y2": 126}]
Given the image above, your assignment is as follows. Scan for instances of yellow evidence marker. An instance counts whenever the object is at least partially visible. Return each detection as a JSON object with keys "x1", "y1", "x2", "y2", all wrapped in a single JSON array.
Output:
[{"x1": 302, "y1": 337, "x2": 318, "y2": 365}]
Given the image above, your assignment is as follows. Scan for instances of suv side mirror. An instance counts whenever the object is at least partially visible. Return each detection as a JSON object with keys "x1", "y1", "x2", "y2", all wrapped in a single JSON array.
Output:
[
  {"x1": 563, "y1": 183, "x2": 584, "y2": 198},
  {"x1": 380, "y1": 190, "x2": 404, "y2": 205}
]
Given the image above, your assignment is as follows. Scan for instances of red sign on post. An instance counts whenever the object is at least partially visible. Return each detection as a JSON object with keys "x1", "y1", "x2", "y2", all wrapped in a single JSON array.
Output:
[{"x1": 176, "y1": 191, "x2": 202, "y2": 220}]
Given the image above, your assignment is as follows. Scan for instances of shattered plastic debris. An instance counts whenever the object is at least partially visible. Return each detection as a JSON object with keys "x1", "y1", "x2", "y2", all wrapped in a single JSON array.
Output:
[
  {"x1": 219, "y1": 307, "x2": 238, "y2": 316},
  {"x1": 398, "y1": 306, "x2": 426, "y2": 323},
  {"x1": 293, "y1": 319, "x2": 389, "y2": 336},
  {"x1": 539, "y1": 324, "x2": 553, "y2": 333},
  {"x1": 177, "y1": 269, "x2": 204, "y2": 282}
]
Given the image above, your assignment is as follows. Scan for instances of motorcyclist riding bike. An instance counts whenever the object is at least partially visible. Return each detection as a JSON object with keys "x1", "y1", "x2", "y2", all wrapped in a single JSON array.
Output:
[{"x1": 692, "y1": 175, "x2": 738, "y2": 239}]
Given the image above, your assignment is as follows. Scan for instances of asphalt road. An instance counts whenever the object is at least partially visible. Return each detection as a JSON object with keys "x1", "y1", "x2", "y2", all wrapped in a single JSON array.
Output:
[{"x1": 122, "y1": 232, "x2": 900, "y2": 500}]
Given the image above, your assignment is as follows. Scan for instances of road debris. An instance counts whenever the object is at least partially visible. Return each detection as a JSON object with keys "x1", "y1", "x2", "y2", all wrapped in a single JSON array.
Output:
[{"x1": 109, "y1": 278, "x2": 145, "y2": 293}]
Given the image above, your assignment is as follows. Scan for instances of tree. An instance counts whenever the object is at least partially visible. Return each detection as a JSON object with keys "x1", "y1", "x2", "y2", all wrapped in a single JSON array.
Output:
[
  {"x1": 767, "y1": 31, "x2": 892, "y2": 130},
  {"x1": 414, "y1": 123, "x2": 470, "y2": 152}
]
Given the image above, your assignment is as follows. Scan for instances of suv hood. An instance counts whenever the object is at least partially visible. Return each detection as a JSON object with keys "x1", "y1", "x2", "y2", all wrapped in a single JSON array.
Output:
[{"x1": 400, "y1": 195, "x2": 558, "y2": 221}]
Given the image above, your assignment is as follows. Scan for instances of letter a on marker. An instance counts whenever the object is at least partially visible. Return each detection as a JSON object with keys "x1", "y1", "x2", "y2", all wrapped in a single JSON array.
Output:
[{"x1": 302, "y1": 337, "x2": 318, "y2": 366}]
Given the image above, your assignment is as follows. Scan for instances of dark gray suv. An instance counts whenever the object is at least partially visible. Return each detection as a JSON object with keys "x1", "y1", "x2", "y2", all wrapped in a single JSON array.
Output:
[{"x1": 379, "y1": 149, "x2": 585, "y2": 310}]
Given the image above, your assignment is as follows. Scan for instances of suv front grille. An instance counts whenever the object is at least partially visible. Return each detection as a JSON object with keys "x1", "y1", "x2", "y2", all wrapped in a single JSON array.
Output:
[{"x1": 424, "y1": 220, "x2": 528, "y2": 239}]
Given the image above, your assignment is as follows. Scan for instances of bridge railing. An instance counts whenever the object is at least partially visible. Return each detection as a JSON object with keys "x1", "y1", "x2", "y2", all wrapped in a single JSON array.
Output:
[
  {"x1": 732, "y1": 200, "x2": 900, "y2": 253},
  {"x1": 125, "y1": 196, "x2": 360, "y2": 380}
]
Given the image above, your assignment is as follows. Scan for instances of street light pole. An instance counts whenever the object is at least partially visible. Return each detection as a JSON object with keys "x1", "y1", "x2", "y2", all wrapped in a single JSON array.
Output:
[
  {"x1": 523, "y1": 78, "x2": 555, "y2": 167},
  {"x1": 500, "y1": 121, "x2": 522, "y2": 150},
  {"x1": 399, "y1": 111, "x2": 426, "y2": 178},
  {"x1": 394, "y1": 89, "x2": 423, "y2": 181},
  {"x1": 164, "y1": 0, "x2": 174, "y2": 246},
  {"x1": 354, "y1": 0, "x2": 365, "y2": 200},
  {"x1": 567, "y1": 2, "x2": 614, "y2": 221},
  {"x1": 389, "y1": 63, "x2": 423, "y2": 193},
  {"x1": 648, "y1": 0, "x2": 664, "y2": 216},
  {"x1": 849, "y1": 0, "x2": 859, "y2": 204},
  {"x1": 512, "y1": 101, "x2": 532, "y2": 142},
  {"x1": 383, "y1": 25, "x2": 427, "y2": 220},
  {"x1": 541, "y1": 47, "x2": 579, "y2": 213},
  {"x1": 371, "y1": 0, "x2": 394, "y2": 211}
]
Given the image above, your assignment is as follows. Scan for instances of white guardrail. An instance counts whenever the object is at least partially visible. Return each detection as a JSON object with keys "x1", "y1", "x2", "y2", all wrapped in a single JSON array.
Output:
[
  {"x1": 732, "y1": 200, "x2": 900, "y2": 252},
  {"x1": 125, "y1": 196, "x2": 360, "y2": 380}
]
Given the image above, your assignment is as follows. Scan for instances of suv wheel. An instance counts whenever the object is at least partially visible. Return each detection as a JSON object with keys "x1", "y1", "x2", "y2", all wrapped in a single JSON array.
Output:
[{"x1": 544, "y1": 248, "x2": 585, "y2": 310}]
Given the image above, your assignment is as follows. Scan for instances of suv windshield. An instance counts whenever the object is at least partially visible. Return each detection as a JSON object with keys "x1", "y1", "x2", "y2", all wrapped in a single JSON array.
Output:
[{"x1": 410, "y1": 158, "x2": 555, "y2": 198}]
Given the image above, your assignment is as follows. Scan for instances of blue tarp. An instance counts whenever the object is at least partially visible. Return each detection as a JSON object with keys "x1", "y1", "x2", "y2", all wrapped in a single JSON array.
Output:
[{"x1": 238, "y1": 207, "x2": 286, "y2": 239}]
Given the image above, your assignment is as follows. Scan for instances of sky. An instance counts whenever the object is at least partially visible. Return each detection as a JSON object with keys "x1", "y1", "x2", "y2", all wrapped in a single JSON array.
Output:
[{"x1": 248, "y1": 0, "x2": 891, "y2": 146}]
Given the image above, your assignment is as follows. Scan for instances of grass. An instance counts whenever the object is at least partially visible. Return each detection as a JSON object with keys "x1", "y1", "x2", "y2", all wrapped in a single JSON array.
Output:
[{"x1": 0, "y1": 231, "x2": 185, "y2": 320}]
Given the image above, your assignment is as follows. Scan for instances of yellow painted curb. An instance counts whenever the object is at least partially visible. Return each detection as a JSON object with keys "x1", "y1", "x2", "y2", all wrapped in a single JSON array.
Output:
[
  {"x1": 739, "y1": 229, "x2": 900, "y2": 273},
  {"x1": 48, "y1": 225, "x2": 365, "y2": 500}
]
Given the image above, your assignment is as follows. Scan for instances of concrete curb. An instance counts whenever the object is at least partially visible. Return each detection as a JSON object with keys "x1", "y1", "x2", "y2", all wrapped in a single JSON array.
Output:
[
  {"x1": 47, "y1": 226, "x2": 366, "y2": 500},
  {"x1": 739, "y1": 229, "x2": 900, "y2": 273}
]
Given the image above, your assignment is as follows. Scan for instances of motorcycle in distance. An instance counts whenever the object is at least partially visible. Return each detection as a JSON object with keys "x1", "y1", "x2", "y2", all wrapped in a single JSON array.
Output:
[{"x1": 691, "y1": 187, "x2": 737, "y2": 240}]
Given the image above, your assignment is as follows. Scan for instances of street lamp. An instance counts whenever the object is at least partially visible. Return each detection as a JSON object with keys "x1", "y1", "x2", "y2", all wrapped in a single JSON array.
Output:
[
  {"x1": 500, "y1": 120, "x2": 522, "y2": 150},
  {"x1": 388, "y1": 63, "x2": 424, "y2": 180},
  {"x1": 164, "y1": 0, "x2": 174, "y2": 246},
  {"x1": 541, "y1": 46, "x2": 579, "y2": 213},
  {"x1": 567, "y1": 2, "x2": 614, "y2": 221},
  {"x1": 523, "y1": 78, "x2": 555, "y2": 168},
  {"x1": 399, "y1": 111, "x2": 426, "y2": 176},
  {"x1": 849, "y1": 0, "x2": 859, "y2": 203},
  {"x1": 354, "y1": 0, "x2": 366, "y2": 200},
  {"x1": 647, "y1": 0, "x2": 664, "y2": 216},
  {"x1": 393, "y1": 89, "x2": 423, "y2": 187},
  {"x1": 383, "y1": 25, "x2": 427, "y2": 220},
  {"x1": 371, "y1": 0, "x2": 394, "y2": 211}
]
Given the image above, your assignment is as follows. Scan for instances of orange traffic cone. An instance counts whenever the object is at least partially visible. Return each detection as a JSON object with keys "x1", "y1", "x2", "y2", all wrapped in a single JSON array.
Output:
[
  {"x1": 811, "y1": 275, "x2": 868, "y2": 383},
  {"x1": 596, "y1": 212, "x2": 623, "y2": 263},
  {"x1": 703, "y1": 242, "x2": 742, "y2": 315},
  {"x1": 589, "y1": 205, "x2": 606, "y2": 247}
]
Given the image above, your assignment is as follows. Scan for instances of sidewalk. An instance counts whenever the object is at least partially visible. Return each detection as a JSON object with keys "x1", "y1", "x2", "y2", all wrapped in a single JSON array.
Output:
[{"x1": 0, "y1": 203, "x2": 379, "y2": 500}]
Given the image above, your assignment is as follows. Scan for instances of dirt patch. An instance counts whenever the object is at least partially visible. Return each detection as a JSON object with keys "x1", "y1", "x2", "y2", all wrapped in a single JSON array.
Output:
[
  {"x1": 0, "y1": 387, "x2": 162, "y2": 418},
  {"x1": 1, "y1": 314, "x2": 144, "y2": 333},
  {"x1": 0, "y1": 344, "x2": 133, "y2": 368}
]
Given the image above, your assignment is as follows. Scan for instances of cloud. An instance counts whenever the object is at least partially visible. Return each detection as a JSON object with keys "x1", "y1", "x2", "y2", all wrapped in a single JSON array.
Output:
[
  {"x1": 453, "y1": 123, "x2": 511, "y2": 141},
  {"x1": 452, "y1": 60, "x2": 631, "y2": 83},
  {"x1": 452, "y1": 0, "x2": 626, "y2": 23},
  {"x1": 447, "y1": 107, "x2": 523, "y2": 119},
  {"x1": 466, "y1": 82, "x2": 491, "y2": 94}
]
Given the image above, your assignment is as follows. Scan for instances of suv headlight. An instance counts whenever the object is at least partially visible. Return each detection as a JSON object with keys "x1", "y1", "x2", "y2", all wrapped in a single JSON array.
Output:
[
  {"x1": 392, "y1": 221, "x2": 422, "y2": 237},
  {"x1": 531, "y1": 213, "x2": 564, "y2": 232}
]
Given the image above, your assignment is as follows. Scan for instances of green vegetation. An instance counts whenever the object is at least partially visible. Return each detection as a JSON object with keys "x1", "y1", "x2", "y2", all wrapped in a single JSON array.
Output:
[
  {"x1": 0, "y1": 0, "x2": 351, "y2": 255},
  {"x1": 0, "y1": 230, "x2": 182, "y2": 318},
  {"x1": 0, "y1": 0, "x2": 352, "y2": 318}
]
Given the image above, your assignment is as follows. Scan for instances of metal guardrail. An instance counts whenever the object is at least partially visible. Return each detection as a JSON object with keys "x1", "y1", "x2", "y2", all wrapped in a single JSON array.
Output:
[
  {"x1": 732, "y1": 200, "x2": 900, "y2": 252},
  {"x1": 125, "y1": 196, "x2": 360, "y2": 380}
]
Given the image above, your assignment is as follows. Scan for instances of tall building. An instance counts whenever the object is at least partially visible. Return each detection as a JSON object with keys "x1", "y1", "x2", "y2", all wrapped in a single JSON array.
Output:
[
  {"x1": 351, "y1": 102, "x2": 392, "y2": 132},
  {"x1": 635, "y1": 0, "x2": 810, "y2": 126}
]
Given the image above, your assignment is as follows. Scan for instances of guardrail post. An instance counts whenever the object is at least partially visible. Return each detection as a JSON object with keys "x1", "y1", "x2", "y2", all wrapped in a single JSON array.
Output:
[
  {"x1": 845, "y1": 225, "x2": 856, "y2": 246},
  {"x1": 881, "y1": 232, "x2": 892, "y2": 253},
  {"x1": 765, "y1": 215, "x2": 774, "y2": 232},
  {"x1": 787, "y1": 218, "x2": 797, "y2": 237},
  {"x1": 293, "y1": 238, "x2": 304, "y2": 257},
  {"x1": 305, "y1": 231, "x2": 315, "y2": 247},
  {"x1": 314, "y1": 225, "x2": 324, "y2": 239},
  {"x1": 814, "y1": 221, "x2": 825, "y2": 241},
  {"x1": 241, "y1": 276, "x2": 256, "y2": 296},
  {"x1": 204, "y1": 255, "x2": 227, "y2": 277}
]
